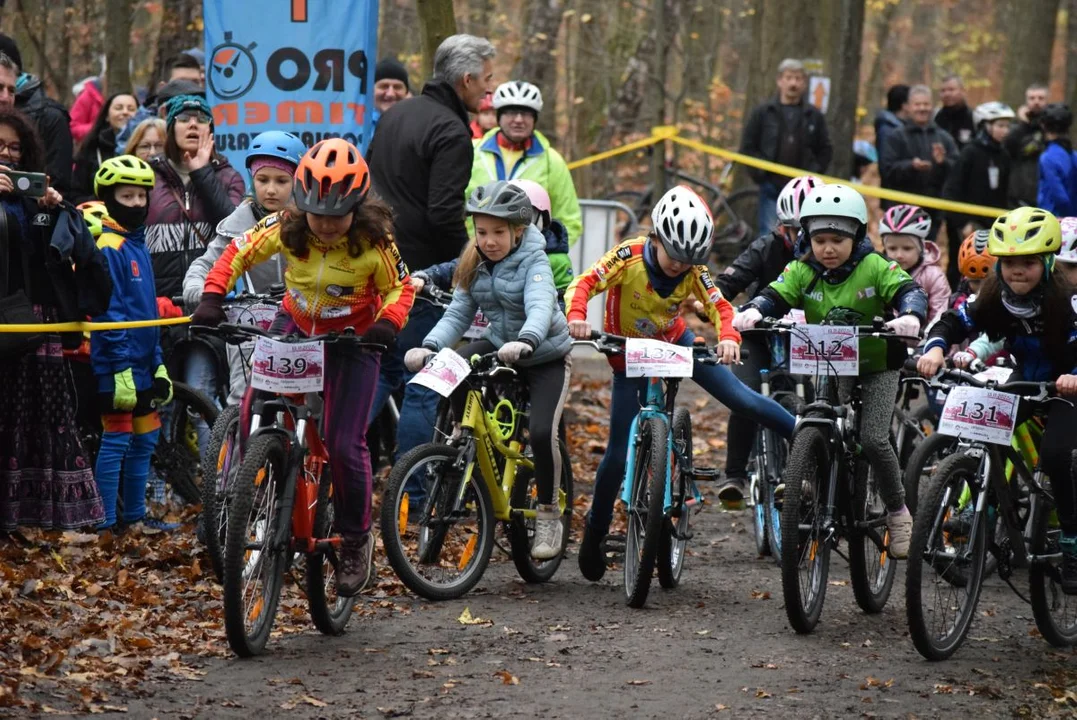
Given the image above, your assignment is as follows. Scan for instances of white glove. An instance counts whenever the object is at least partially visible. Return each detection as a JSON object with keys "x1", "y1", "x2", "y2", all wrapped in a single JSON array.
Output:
[
  {"x1": 733, "y1": 308, "x2": 762, "y2": 331},
  {"x1": 498, "y1": 341, "x2": 533, "y2": 364},
  {"x1": 952, "y1": 350, "x2": 976, "y2": 369},
  {"x1": 405, "y1": 347, "x2": 435, "y2": 372},
  {"x1": 886, "y1": 314, "x2": 922, "y2": 339}
]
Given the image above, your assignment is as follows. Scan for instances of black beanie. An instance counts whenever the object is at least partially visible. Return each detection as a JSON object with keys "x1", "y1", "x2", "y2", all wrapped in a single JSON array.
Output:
[
  {"x1": 0, "y1": 34, "x2": 22, "y2": 70},
  {"x1": 375, "y1": 58, "x2": 409, "y2": 92}
]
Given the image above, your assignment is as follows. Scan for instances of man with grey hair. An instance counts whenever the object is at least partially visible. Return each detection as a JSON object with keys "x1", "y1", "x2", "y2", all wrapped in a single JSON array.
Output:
[
  {"x1": 367, "y1": 33, "x2": 496, "y2": 468},
  {"x1": 740, "y1": 58, "x2": 832, "y2": 234},
  {"x1": 880, "y1": 84, "x2": 958, "y2": 240},
  {"x1": 934, "y1": 74, "x2": 975, "y2": 148}
]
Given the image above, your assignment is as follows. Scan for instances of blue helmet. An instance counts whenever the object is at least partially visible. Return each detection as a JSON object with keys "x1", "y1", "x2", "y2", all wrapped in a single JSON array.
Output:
[{"x1": 246, "y1": 131, "x2": 306, "y2": 172}]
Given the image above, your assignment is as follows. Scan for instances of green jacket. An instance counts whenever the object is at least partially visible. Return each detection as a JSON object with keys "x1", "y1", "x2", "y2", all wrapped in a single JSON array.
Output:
[
  {"x1": 748, "y1": 241, "x2": 928, "y2": 373},
  {"x1": 468, "y1": 129, "x2": 583, "y2": 245}
]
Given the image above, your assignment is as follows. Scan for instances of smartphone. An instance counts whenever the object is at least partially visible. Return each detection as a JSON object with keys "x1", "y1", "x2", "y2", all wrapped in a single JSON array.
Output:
[{"x1": 2, "y1": 169, "x2": 47, "y2": 198}]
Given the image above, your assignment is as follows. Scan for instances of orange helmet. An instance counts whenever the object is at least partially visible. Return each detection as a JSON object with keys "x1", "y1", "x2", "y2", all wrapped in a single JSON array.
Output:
[
  {"x1": 292, "y1": 138, "x2": 370, "y2": 216},
  {"x1": 958, "y1": 229, "x2": 995, "y2": 279}
]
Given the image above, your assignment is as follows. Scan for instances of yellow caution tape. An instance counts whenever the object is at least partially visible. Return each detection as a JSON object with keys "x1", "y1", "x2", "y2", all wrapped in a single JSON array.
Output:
[
  {"x1": 565, "y1": 132, "x2": 667, "y2": 171},
  {"x1": 0, "y1": 315, "x2": 192, "y2": 333}
]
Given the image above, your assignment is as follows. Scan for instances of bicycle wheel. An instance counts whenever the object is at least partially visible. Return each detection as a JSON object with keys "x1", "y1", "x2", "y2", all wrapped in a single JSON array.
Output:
[
  {"x1": 905, "y1": 452, "x2": 988, "y2": 661},
  {"x1": 780, "y1": 427, "x2": 831, "y2": 634},
  {"x1": 306, "y1": 465, "x2": 356, "y2": 635},
  {"x1": 658, "y1": 408, "x2": 692, "y2": 589},
  {"x1": 202, "y1": 404, "x2": 241, "y2": 582},
  {"x1": 1030, "y1": 498, "x2": 1077, "y2": 647},
  {"x1": 848, "y1": 459, "x2": 897, "y2": 614},
  {"x1": 711, "y1": 188, "x2": 758, "y2": 263},
  {"x1": 624, "y1": 417, "x2": 668, "y2": 608},
  {"x1": 765, "y1": 428, "x2": 787, "y2": 563},
  {"x1": 903, "y1": 432, "x2": 959, "y2": 517},
  {"x1": 509, "y1": 441, "x2": 574, "y2": 583},
  {"x1": 379, "y1": 443, "x2": 495, "y2": 601},
  {"x1": 749, "y1": 434, "x2": 770, "y2": 558},
  {"x1": 154, "y1": 382, "x2": 218, "y2": 505},
  {"x1": 222, "y1": 434, "x2": 289, "y2": 657}
]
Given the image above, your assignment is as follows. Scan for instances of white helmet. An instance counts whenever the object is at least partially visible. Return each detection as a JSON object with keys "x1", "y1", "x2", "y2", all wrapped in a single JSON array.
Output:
[
  {"x1": 651, "y1": 185, "x2": 714, "y2": 265},
  {"x1": 799, "y1": 184, "x2": 868, "y2": 239},
  {"x1": 493, "y1": 81, "x2": 544, "y2": 113},
  {"x1": 973, "y1": 101, "x2": 1015, "y2": 126},
  {"x1": 1057, "y1": 217, "x2": 1077, "y2": 263},
  {"x1": 776, "y1": 175, "x2": 825, "y2": 227},
  {"x1": 879, "y1": 204, "x2": 933, "y2": 240}
]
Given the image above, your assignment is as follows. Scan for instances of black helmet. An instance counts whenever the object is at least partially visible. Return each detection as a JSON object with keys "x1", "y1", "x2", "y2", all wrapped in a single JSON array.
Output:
[
  {"x1": 466, "y1": 181, "x2": 533, "y2": 226},
  {"x1": 1040, "y1": 103, "x2": 1073, "y2": 134}
]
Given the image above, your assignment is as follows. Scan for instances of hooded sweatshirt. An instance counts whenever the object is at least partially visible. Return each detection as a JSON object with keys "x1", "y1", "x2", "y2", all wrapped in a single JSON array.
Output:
[{"x1": 905, "y1": 240, "x2": 951, "y2": 326}]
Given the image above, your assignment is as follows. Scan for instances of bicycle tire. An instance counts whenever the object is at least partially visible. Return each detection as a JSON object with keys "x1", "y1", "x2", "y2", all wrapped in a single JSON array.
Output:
[
  {"x1": 848, "y1": 458, "x2": 897, "y2": 614},
  {"x1": 379, "y1": 443, "x2": 495, "y2": 601},
  {"x1": 780, "y1": 426, "x2": 831, "y2": 634},
  {"x1": 201, "y1": 404, "x2": 241, "y2": 582},
  {"x1": 710, "y1": 188, "x2": 759, "y2": 263},
  {"x1": 222, "y1": 434, "x2": 289, "y2": 657},
  {"x1": 1029, "y1": 497, "x2": 1077, "y2": 647},
  {"x1": 905, "y1": 452, "x2": 988, "y2": 661},
  {"x1": 624, "y1": 417, "x2": 668, "y2": 608},
  {"x1": 154, "y1": 381, "x2": 219, "y2": 505},
  {"x1": 509, "y1": 441, "x2": 574, "y2": 583},
  {"x1": 658, "y1": 408, "x2": 692, "y2": 589},
  {"x1": 903, "y1": 432, "x2": 959, "y2": 517},
  {"x1": 750, "y1": 432, "x2": 770, "y2": 558},
  {"x1": 307, "y1": 462, "x2": 356, "y2": 635},
  {"x1": 765, "y1": 428, "x2": 787, "y2": 563}
]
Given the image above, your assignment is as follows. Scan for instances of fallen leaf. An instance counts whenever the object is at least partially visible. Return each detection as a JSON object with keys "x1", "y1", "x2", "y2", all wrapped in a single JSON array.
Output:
[
  {"x1": 750, "y1": 590, "x2": 771, "y2": 600},
  {"x1": 755, "y1": 688, "x2": 772, "y2": 699},
  {"x1": 715, "y1": 704, "x2": 729, "y2": 711},
  {"x1": 627, "y1": 679, "x2": 651, "y2": 686},
  {"x1": 301, "y1": 695, "x2": 328, "y2": 708},
  {"x1": 457, "y1": 607, "x2": 492, "y2": 626},
  {"x1": 494, "y1": 670, "x2": 519, "y2": 685}
]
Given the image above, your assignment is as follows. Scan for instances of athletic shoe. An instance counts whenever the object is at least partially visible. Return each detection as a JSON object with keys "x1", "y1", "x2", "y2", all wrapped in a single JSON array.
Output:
[
  {"x1": 531, "y1": 504, "x2": 563, "y2": 560},
  {"x1": 578, "y1": 521, "x2": 607, "y2": 581},
  {"x1": 887, "y1": 507, "x2": 913, "y2": 559}
]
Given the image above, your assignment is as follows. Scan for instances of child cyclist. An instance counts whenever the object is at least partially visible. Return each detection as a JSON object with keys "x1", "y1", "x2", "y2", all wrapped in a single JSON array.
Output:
[
  {"x1": 952, "y1": 229, "x2": 995, "y2": 307},
  {"x1": 879, "y1": 204, "x2": 951, "y2": 325},
  {"x1": 565, "y1": 186, "x2": 796, "y2": 581},
  {"x1": 405, "y1": 181, "x2": 572, "y2": 561},
  {"x1": 90, "y1": 156, "x2": 178, "y2": 533},
  {"x1": 715, "y1": 173, "x2": 823, "y2": 503},
  {"x1": 1054, "y1": 217, "x2": 1077, "y2": 287},
  {"x1": 191, "y1": 139, "x2": 415, "y2": 596},
  {"x1": 917, "y1": 207, "x2": 1077, "y2": 593},
  {"x1": 735, "y1": 184, "x2": 929, "y2": 557}
]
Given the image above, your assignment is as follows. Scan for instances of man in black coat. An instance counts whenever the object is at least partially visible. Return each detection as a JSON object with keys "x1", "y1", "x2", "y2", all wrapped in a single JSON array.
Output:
[
  {"x1": 1004, "y1": 82, "x2": 1049, "y2": 207},
  {"x1": 366, "y1": 33, "x2": 496, "y2": 462},
  {"x1": 739, "y1": 58, "x2": 832, "y2": 235},
  {"x1": 934, "y1": 75, "x2": 976, "y2": 149}
]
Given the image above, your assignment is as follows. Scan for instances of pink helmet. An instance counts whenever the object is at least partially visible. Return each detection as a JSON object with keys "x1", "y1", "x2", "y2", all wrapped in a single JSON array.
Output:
[
  {"x1": 1058, "y1": 217, "x2": 1077, "y2": 263},
  {"x1": 776, "y1": 175, "x2": 825, "y2": 227},
  {"x1": 509, "y1": 179, "x2": 551, "y2": 214},
  {"x1": 879, "y1": 204, "x2": 932, "y2": 240}
]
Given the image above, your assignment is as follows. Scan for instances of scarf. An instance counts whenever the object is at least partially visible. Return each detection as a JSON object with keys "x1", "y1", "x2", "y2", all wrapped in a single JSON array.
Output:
[
  {"x1": 643, "y1": 241, "x2": 688, "y2": 298},
  {"x1": 1000, "y1": 282, "x2": 1043, "y2": 319}
]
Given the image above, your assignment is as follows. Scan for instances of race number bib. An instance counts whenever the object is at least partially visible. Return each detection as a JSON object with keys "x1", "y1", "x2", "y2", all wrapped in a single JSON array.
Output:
[
  {"x1": 250, "y1": 338, "x2": 325, "y2": 393},
  {"x1": 973, "y1": 366, "x2": 1013, "y2": 384},
  {"x1": 624, "y1": 338, "x2": 694, "y2": 378},
  {"x1": 226, "y1": 301, "x2": 278, "y2": 331},
  {"x1": 463, "y1": 309, "x2": 490, "y2": 340},
  {"x1": 937, "y1": 385, "x2": 1019, "y2": 445},
  {"x1": 409, "y1": 348, "x2": 472, "y2": 397},
  {"x1": 789, "y1": 325, "x2": 859, "y2": 376}
]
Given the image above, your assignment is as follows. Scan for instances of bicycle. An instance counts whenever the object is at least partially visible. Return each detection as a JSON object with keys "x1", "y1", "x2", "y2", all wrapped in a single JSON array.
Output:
[
  {"x1": 775, "y1": 317, "x2": 920, "y2": 633},
  {"x1": 204, "y1": 322, "x2": 384, "y2": 657},
  {"x1": 379, "y1": 350, "x2": 573, "y2": 601},
  {"x1": 904, "y1": 367, "x2": 1077, "y2": 660}
]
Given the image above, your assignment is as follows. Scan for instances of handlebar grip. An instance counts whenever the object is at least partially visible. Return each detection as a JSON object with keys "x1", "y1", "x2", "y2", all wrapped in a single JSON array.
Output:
[
  {"x1": 170, "y1": 296, "x2": 185, "y2": 307},
  {"x1": 903, "y1": 356, "x2": 921, "y2": 373}
]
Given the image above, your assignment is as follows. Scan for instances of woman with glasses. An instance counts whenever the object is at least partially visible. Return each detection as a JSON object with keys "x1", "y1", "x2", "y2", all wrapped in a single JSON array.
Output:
[
  {"x1": 71, "y1": 91, "x2": 140, "y2": 204},
  {"x1": 123, "y1": 118, "x2": 167, "y2": 162}
]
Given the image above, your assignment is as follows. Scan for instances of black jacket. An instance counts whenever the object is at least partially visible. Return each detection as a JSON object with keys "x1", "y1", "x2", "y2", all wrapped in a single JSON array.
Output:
[
  {"x1": 943, "y1": 130, "x2": 1011, "y2": 220},
  {"x1": 15, "y1": 75, "x2": 74, "y2": 198},
  {"x1": 715, "y1": 230, "x2": 794, "y2": 302},
  {"x1": 739, "y1": 96, "x2": 833, "y2": 186},
  {"x1": 71, "y1": 127, "x2": 118, "y2": 205},
  {"x1": 367, "y1": 80, "x2": 473, "y2": 270},
  {"x1": 1003, "y1": 119, "x2": 1045, "y2": 207},
  {"x1": 933, "y1": 103, "x2": 976, "y2": 149},
  {"x1": 880, "y1": 122, "x2": 959, "y2": 207}
]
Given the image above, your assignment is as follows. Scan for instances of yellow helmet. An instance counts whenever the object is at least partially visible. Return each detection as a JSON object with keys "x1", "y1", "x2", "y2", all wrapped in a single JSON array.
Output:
[
  {"x1": 77, "y1": 200, "x2": 108, "y2": 238},
  {"x1": 94, "y1": 154, "x2": 155, "y2": 197},
  {"x1": 988, "y1": 207, "x2": 1062, "y2": 258}
]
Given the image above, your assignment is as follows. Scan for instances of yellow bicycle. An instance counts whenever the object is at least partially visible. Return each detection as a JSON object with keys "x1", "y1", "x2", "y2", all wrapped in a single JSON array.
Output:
[{"x1": 379, "y1": 352, "x2": 572, "y2": 600}]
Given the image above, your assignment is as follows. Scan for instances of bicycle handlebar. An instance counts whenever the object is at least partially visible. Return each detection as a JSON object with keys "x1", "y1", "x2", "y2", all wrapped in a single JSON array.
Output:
[
  {"x1": 570, "y1": 330, "x2": 733, "y2": 363},
  {"x1": 750, "y1": 317, "x2": 919, "y2": 343},
  {"x1": 192, "y1": 322, "x2": 387, "y2": 351}
]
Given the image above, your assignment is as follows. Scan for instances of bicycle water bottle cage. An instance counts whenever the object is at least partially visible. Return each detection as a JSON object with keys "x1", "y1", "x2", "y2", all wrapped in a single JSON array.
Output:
[
  {"x1": 486, "y1": 398, "x2": 518, "y2": 443},
  {"x1": 821, "y1": 306, "x2": 864, "y2": 326}
]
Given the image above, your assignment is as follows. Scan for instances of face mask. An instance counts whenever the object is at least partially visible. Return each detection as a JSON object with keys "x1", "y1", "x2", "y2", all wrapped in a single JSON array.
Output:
[{"x1": 103, "y1": 192, "x2": 149, "y2": 231}]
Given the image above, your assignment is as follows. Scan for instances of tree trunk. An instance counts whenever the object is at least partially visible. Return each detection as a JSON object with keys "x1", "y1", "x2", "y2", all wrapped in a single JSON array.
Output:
[
  {"x1": 568, "y1": 0, "x2": 607, "y2": 197},
  {"x1": 466, "y1": 0, "x2": 495, "y2": 36},
  {"x1": 151, "y1": 0, "x2": 202, "y2": 90},
  {"x1": 1002, "y1": 0, "x2": 1061, "y2": 106},
  {"x1": 903, "y1": 3, "x2": 937, "y2": 83},
  {"x1": 863, "y1": 0, "x2": 901, "y2": 115},
  {"x1": 380, "y1": 0, "x2": 420, "y2": 61},
  {"x1": 1067, "y1": 0, "x2": 1077, "y2": 108},
  {"x1": 417, "y1": 0, "x2": 458, "y2": 81},
  {"x1": 105, "y1": 0, "x2": 134, "y2": 95},
  {"x1": 827, "y1": 0, "x2": 865, "y2": 180},
  {"x1": 512, "y1": 0, "x2": 566, "y2": 141}
]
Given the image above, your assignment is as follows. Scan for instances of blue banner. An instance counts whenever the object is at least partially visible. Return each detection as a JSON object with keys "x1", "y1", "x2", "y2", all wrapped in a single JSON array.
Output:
[{"x1": 203, "y1": 0, "x2": 379, "y2": 174}]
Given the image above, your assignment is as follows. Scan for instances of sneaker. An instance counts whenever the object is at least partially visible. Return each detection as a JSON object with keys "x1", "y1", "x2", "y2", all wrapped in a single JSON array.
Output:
[
  {"x1": 718, "y1": 476, "x2": 747, "y2": 505},
  {"x1": 887, "y1": 507, "x2": 913, "y2": 559},
  {"x1": 130, "y1": 517, "x2": 181, "y2": 535},
  {"x1": 943, "y1": 506, "x2": 974, "y2": 537},
  {"x1": 578, "y1": 521, "x2": 607, "y2": 582},
  {"x1": 531, "y1": 504, "x2": 563, "y2": 560},
  {"x1": 1061, "y1": 536, "x2": 1077, "y2": 596},
  {"x1": 337, "y1": 533, "x2": 373, "y2": 598}
]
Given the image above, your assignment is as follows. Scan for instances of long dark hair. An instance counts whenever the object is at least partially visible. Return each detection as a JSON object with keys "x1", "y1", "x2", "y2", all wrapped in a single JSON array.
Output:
[
  {"x1": 973, "y1": 269, "x2": 1075, "y2": 361},
  {"x1": 0, "y1": 106, "x2": 45, "y2": 173},
  {"x1": 279, "y1": 193, "x2": 395, "y2": 258},
  {"x1": 75, "y1": 92, "x2": 135, "y2": 162}
]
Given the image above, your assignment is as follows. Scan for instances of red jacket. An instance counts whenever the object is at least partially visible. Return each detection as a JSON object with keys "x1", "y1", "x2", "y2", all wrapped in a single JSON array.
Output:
[{"x1": 69, "y1": 80, "x2": 104, "y2": 145}]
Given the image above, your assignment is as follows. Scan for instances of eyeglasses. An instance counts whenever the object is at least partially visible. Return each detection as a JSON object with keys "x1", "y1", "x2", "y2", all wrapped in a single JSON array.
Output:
[
  {"x1": 0, "y1": 141, "x2": 22, "y2": 156},
  {"x1": 136, "y1": 142, "x2": 164, "y2": 154},
  {"x1": 175, "y1": 111, "x2": 212, "y2": 125}
]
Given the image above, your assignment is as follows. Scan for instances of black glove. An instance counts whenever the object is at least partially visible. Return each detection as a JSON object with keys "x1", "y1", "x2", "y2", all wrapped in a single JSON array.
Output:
[
  {"x1": 190, "y1": 292, "x2": 226, "y2": 327},
  {"x1": 363, "y1": 319, "x2": 397, "y2": 350}
]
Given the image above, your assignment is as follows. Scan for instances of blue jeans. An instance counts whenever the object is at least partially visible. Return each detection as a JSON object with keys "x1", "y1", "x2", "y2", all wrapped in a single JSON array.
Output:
[
  {"x1": 757, "y1": 180, "x2": 780, "y2": 237},
  {"x1": 183, "y1": 343, "x2": 220, "y2": 460},
  {"x1": 369, "y1": 299, "x2": 444, "y2": 459},
  {"x1": 586, "y1": 330, "x2": 796, "y2": 537}
]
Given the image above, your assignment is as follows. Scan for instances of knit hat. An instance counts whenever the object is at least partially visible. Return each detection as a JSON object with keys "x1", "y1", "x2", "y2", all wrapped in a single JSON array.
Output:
[
  {"x1": 166, "y1": 94, "x2": 212, "y2": 129},
  {"x1": 0, "y1": 34, "x2": 22, "y2": 70},
  {"x1": 375, "y1": 57, "x2": 409, "y2": 92},
  {"x1": 250, "y1": 156, "x2": 297, "y2": 177}
]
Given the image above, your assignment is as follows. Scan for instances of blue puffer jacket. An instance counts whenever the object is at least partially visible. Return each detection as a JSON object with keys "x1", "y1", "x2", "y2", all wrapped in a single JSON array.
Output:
[
  {"x1": 422, "y1": 225, "x2": 571, "y2": 366},
  {"x1": 1037, "y1": 140, "x2": 1077, "y2": 216}
]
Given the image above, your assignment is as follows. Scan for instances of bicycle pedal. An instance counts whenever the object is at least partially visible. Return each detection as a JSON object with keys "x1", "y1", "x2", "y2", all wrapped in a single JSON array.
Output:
[{"x1": 691, "y1": 467, "x2": 721, "y2": 481}]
